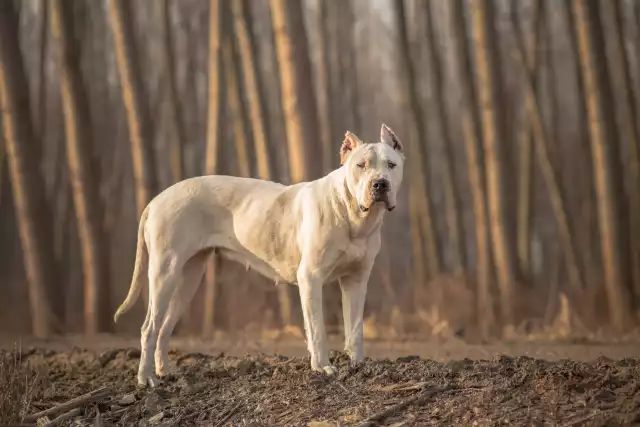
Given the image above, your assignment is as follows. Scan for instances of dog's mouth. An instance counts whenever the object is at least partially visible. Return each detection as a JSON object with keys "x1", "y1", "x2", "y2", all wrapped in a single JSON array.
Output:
[{"x1": 360, "y1": 195, "x2": 395, "y2": 212}]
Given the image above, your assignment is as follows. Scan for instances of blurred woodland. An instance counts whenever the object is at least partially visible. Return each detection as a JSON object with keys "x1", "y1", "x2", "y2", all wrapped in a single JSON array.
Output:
[{"x1": 1, "y1": 0, "x2": 640, "y2": 341}]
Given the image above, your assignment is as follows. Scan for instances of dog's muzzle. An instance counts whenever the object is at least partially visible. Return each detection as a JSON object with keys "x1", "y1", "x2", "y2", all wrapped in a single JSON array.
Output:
[{"x1": 362, "y1": 178, "x2": 395, "y2": 212}]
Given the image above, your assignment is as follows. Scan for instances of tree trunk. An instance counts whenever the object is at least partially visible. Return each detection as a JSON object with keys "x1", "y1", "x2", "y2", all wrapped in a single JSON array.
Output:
[
  {"x1": 511, "y1": 1, "x2": 541, "y2": 283},
  {"x1": 36, "y1": 0, "x2": 49, "y2": 141},
  {"x1": 601, "y1": 0, "x2": 640, "y2": 305},
  {"x1": 107, "y1": 0, "x2": 158, "y2": 217},
  {"x1": 511, "y1": 0, "x2": 584, "y2": 294},
  {"x1": 231, "y1": 0, "x2": 287, "y2": 328},
  {"x1": 346, "y1": 2, "x2": 361, "y2": 133},
  {"x1": 470, "y1": 0, "x2": 516, "y2": 327},
  {"x1": 562, "y1": 0, "x2": 598, "y2": 289},
  {"x1": 423, "y1": 0, "x2": 466, "y2": 275},
  {"x1": 316, "y1": 0, "x2": 334, "y2": 174},
  {"x1": 203, "y1": 0, "x2": 225, "y2": 337},
  {"x1": 449, "y1": 0, "x2": 494, "y2": 336},
  {"x1": 394, "y1": 0, "x2": 441, "y2": 288},
  {"x1": 161, "y1": 0, "x2": 186, "y2": 184},
  {"x1": 0, "y1": 0, "x2": 61, "y2": 337},
  {"x1": 50, "y1": 0, "x2": 111, "y2": 334},
  {"x1": 231, "y1": 0, "x2": 272, "y2": 180},
  {"x1": 326, "y1": 1, "x2": 342, "y2": 146},
  {"x1": 224, "y1": 36, "x2": 252, "y2": 178},
  {"x1": 269, "y1": 0, "x2": 323, "y2": 184},
  {"x1": 270, "y1": 0, "x2": 322, "y2": 327},
  {"x1": 572, "y1": 0, "x2": 634, "y2": 331},
  {"x1": 338, "y1": 0, "x2": 360, "y2": 133}
]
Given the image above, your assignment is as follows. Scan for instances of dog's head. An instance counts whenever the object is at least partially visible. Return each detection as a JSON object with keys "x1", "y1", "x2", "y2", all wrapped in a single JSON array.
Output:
[{"x1": 340, "y1": 124, "x2": 405, "y2": 213}]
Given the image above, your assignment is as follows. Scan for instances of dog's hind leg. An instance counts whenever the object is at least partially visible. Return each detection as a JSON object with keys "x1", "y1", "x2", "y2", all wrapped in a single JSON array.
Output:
[
  {"x1": 154, "y1": 250, "x2": 211, "y2": 378},
  {"x1": 138, "y1": 295, "x2": 153, "y2": 386},
  {"x1": 138, "y1": 254, "x2": 181, "y2": 388}
]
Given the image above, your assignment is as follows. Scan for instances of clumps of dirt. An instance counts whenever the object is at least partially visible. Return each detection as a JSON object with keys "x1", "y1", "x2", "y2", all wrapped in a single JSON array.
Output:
[{"x1": 1, "y1": 347, "x2": 639, "y2": 426}]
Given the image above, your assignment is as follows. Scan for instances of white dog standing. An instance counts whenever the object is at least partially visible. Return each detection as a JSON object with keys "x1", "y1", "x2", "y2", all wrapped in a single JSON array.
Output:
[{"x1": 113, "y1": 124, "x2": 405, "y2": 387}]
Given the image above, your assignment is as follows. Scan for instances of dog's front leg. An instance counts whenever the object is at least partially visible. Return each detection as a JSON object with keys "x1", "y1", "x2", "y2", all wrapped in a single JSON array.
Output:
[
  {"x1": 339, "y1": 269, "x2": 371, "y2": 364},
  {"x1": 297, "y1": 265, "x2": 336, "y2": 376}
]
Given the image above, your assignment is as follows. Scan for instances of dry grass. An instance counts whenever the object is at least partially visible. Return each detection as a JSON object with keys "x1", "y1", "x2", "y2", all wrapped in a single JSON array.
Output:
[{"x1": 0, "y1": 345, "x2": 43, "y2": 424}]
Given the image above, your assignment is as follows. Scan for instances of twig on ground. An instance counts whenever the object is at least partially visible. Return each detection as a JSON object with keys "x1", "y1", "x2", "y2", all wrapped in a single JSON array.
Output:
[
  {"x1": 335, "y1": 380, "x2": 356, "y2": 396},
  {"x1": 25, "y1": 387, "x2": 110, "y2": 422},
  {"x1": 41, "y1": 408, "x2": 82, "y2": 427},
  {"x1": 96, "y1": 350, "x2": 120, "y2": 368},
  {"x1": 356, "y1": 386, "x2": 452, "y2": 427},
  {"x1": 214, "y1": 401, "x2": 243, "y2": 427},
  {"x1": 561, "y1": 411, "x2": 605, "y2": 427}
]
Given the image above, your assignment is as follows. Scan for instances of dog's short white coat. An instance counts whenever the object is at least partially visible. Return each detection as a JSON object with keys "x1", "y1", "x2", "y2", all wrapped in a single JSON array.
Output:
[{"x1": 114, "y1": 124, "x2": 405, "y2": 387}]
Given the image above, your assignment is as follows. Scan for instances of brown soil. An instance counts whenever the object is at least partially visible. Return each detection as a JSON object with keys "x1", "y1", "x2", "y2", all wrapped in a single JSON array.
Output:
[{"x1": 1, "y1": 336, "x2": 640, "y2": 427}]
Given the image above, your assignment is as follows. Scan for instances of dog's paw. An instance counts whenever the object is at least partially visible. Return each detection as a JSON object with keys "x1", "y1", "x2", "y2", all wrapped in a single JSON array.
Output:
[
  {"x1": 323, "y1": 365, "x2": 338, "y2": 376},
  {"x1": 156, "y1": 371, "x2": 177, "y2": 382},
  {"x1": 312, "y1": 364, "x2": 338, "y2": 376},
  {"x1": 137, "y1": 374, "x2": 162, "y2": 389}
]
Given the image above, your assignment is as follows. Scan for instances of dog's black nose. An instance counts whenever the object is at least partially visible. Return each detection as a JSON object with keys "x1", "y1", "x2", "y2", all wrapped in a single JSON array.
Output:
[{"x1": 372, "y1": 178, "x2": 390, "y2": 193}]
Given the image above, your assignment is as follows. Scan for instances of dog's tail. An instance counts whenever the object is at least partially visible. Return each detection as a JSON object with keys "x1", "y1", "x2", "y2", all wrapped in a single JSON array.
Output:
[{"x1": 114, "y1": 206, "x2": 150, "y2": 323}]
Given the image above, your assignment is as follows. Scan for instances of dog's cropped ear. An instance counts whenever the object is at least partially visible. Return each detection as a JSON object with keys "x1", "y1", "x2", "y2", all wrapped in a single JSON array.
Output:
[
  {"x1": 340, "y1": 131, "x2": 363, "y2": 164},
  {"x1": 380, "y1": 123, "x2": 403, "y2": 154}
]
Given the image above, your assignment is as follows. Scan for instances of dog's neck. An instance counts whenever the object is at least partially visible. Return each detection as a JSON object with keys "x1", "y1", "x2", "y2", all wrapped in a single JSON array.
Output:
[{"x1": 331, "y1": 169, "x2": 385, "y2": 239}]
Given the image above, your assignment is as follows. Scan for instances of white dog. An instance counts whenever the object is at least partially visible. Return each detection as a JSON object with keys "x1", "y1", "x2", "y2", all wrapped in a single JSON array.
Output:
[{"x1": 113, "y1": 124, "x2": 405, "y2": 387}]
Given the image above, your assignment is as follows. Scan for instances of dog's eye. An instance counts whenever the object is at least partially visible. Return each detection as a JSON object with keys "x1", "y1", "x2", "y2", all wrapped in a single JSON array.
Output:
[
  {"x1": 387, "y1": 161, "x2": 396, "y2": 169},
  {"x1": 356, "y1": 162, "x2": 365, "y2": 169}
]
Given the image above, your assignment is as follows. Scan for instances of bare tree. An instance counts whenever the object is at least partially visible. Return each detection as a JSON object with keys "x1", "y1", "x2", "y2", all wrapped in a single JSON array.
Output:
[
  {"x1": 36, "y1": 0, "x2": 49, "y2": 139},
  {"x1": 511, "y1": 1, "x2": 540, "y2": 282},
  {"x1": 0, "y1": 0, "x2": 61, "y2": 337},
  {"x1": 232, "y1": 0, "x2": 273, "y2": 180},
  {"x1": 572, "y1": 0, "x2": 634, "y2": 331},
  {"x1": 231, "y1": 0, "x2": 291, "y2": 327},
  {"x1": 338, "y1": 0, "x2": 360, "y2": 133},
  {"x1": 449, "y1": 0, "x2": 494, "y2": 335},
  {"x1": 269, "y1": 0, "x2": 323, "y2": 184},
  {"x1": 50, "y1": 0, "x2": 111, "y2": 334},
  {"x1": 601, "y1": 0, "x2": 640, "y2": 302},
  {"x1": 270, "y1": 0, "x2": 323, "y2": 327},
  {"x1": 394, "y1": 0, "x2": 441, "y2": 289},
  {"x1": 161, "y1": 0, "x2": 186, "y2": 184},
  {"x1": 203, "y1": 0, "x2": 225, "y2": 337},
  {"x1": 423, "y1": 0, "x2": 466, "y2": 275},
  {"x1": 562, "y1": 0, "x2": 597, "y2": 286},
  {"x1": 470, "y1": 0, "x2": 517, "y2": 326},
  {"x1": 315, "y1": 0, "x2": 333, "y2": 174},
  {"x1": 511, "y1": 0, "x2": 584, "y2": 294},
  {"x1": 225, "y1": 35, "x2": 252, "y2": 178},
  {"x1": 107, "y1": 0, "x2": 158, "y2": 217}
]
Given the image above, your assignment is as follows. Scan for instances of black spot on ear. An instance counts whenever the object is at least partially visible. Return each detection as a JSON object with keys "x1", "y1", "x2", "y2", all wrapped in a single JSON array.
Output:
[{"x1": 391, "y1": 136, "x2": 400, "y2": 151}]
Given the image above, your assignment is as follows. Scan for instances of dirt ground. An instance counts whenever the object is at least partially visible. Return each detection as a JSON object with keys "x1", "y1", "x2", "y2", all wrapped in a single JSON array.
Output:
[{"x1": 1, "y1": 335, "x2": 640, "y2": 426}]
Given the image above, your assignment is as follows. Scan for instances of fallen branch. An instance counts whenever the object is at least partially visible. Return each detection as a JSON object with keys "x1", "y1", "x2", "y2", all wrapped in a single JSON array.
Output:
[
  {"x1": 41, "y1": 408, "x2": 82, "y2": 427},
  {"x1": 356, "y1": 386, "x2": 452, "y2": 427},
  {"x1": 561, "y1": 411, "x2": 606, "y2": 427},
  {"x1": 25, "y1": 387, "x2": 110, "y2": 422}
]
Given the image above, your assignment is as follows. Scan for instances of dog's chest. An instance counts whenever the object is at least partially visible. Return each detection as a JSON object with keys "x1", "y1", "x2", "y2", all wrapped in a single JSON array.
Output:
[{"x1": 329, "y1": 238, "x2": 368, "y2": 280}]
